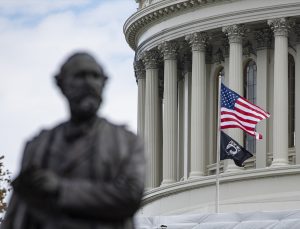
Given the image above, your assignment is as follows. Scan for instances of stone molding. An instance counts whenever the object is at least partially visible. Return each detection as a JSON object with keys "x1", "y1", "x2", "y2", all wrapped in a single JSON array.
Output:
[
  {"x1": 185, "y1": 32, "x2": 209, "y2": 52},
  {"x1": 255, "y1": 28, "x2": 273, "y2": 50},
  {"x1": 142, "y1": 165, "x2": 300, "y2": 205},
  {"x1": 158, "y1": 41, "x2": 178, "y2": 60},
  {"x1": 141, "y1": 49, "x2": 161, "y2": 69},
  {"x1": 124, "y1": 0, "x2": 230, "y2": 50},
  {"x1": 222, "y1": 24, "x2": 247, "y2": 44},
  {"x1": 268, "y1": 18, "x2": 295, "y2": 37},
  {"x1": 134, "y1": 60, "x2": 146, "y2": 81},
  {"x1": 126, "y1": 2, "x2": 300, "y2": 55}
]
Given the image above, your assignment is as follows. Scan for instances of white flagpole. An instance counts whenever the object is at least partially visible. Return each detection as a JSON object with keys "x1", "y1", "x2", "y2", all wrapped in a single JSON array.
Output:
[{"x1": 215, "y1": 73, "x2": 222, "y2": 214}]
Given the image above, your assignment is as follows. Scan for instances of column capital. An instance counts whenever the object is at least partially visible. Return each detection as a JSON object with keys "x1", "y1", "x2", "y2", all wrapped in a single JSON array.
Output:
[
  {"x1": 222, "y1": 24, "x2": 247, "y2": 44},
  {"x1": 268, "y1": 18, "x2": 295, "y2": 37},
  {"x1": 185, "y1": 32, "x2": 209, "y2": 52},
  {"x1": 255, "y1": 28, "x2": 273, "y2": 50},
  {"x1": 134, "y1": 60, "x2": 145, "y2": 81},
  {"x1": 158, "y1": 41, "x2": 178, "y2": 60},
  {"x1": 141, "y1": 49, "x2": 161, "y2": 69}
]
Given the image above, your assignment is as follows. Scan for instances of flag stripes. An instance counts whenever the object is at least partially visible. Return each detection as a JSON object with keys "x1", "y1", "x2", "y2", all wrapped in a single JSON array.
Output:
[
  {"x1": 220, "y1": 83, "x2": 270, "y2": 140},
  {"x1": 236, "y1": 99, "x2": 268, "y2": 119}
]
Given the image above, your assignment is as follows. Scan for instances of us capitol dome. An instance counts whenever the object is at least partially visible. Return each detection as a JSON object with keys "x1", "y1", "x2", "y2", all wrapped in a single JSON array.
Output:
[{"x1": 123, "y1": 0, "x2": 300, "y2": 226}]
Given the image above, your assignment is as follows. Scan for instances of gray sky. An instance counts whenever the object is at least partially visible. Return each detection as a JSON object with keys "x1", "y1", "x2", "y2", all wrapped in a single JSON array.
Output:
[{"x1": 0, "y1": 0, "x2": 138, "y2": 177}]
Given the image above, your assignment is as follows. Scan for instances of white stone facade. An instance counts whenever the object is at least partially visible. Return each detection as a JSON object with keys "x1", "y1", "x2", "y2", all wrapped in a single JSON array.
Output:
[{"x1": 125, "y1": 0, "x2": 300, "y2": 216}]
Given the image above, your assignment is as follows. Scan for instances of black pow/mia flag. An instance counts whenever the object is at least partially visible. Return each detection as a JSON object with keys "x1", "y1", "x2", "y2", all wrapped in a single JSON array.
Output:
[{"x1": 220, "y1": 131, "x2": 253, "y2": 167}]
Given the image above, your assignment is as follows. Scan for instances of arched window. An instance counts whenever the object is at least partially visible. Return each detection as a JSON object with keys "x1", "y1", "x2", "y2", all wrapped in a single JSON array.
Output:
[
  {"x1": 244, "y1": 60, "x2": 257, "y2": 154},
  {"x1": 288, "y1": 54, "x2": 295, "y2": 148}
]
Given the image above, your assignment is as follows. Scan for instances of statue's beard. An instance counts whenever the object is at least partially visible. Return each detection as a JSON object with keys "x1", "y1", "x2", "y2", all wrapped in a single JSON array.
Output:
[{"x1": 66, "y1": 87, "x2": 102, "y2": 121}]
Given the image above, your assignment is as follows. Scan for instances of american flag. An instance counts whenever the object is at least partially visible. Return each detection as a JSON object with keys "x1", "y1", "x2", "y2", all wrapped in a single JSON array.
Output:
[{"x1": 220, "y1": 83, "x2": 270, "y2": 140}]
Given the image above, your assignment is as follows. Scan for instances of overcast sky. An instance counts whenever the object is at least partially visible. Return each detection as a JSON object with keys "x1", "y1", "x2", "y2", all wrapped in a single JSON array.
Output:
[{"x1": 0, "y1": 0, "x2": 138, "y2": 177}]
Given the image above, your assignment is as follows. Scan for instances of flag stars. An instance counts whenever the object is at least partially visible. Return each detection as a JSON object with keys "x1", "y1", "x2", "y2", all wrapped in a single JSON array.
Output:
[{"x1": 221, "y1": 84, "x2": 238, "y2": 110}]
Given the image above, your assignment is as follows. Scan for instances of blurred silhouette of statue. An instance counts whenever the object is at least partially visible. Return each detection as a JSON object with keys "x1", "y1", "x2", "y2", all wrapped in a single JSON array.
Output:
[{"x1": 1, "y1": 52, "x2": 145, "y2": 229}]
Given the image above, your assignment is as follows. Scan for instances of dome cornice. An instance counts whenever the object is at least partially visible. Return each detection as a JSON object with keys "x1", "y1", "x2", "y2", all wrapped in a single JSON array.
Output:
[{"x1": 124, "y1": 0, "x2": 233, "y2": 50}]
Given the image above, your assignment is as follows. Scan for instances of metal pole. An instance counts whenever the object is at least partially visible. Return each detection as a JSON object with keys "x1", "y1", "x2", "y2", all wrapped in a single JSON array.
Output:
[{"x1": 215, "y1": 73, "x2": 222, "y2": 213}]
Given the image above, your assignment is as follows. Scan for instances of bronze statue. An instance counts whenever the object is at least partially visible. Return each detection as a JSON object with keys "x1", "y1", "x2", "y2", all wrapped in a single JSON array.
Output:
[{"x1": 1, "y1": 52, "x2": 145, "y2": 229}]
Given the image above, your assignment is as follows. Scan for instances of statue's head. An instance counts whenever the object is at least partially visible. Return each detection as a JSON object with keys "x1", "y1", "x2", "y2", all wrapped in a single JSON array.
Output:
[{"x1": 55, "y1": 52, "x2": 108, "y2": 121}]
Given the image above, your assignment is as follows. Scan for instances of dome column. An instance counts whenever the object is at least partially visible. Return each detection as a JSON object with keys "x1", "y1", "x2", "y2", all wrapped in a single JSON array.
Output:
[
  {"x1": 158, "y1": 41, "x2": 179, "y2": 185},
  {"x1": 134, "y1": 60, "x2": 146, "y2": 139},
  {"x1": 268, "y1": 18, "x2": 294, "y2": 167},
  {"x1": 142, "y1": 50, "x2": 161, "y2": 189},
  {"x1": 185, "y1": 32, "x2": 208, "y2": 178},
  {"x1": 222, "y1": 24, "x2": 246, "y2": 172},
  {"x1": 182, "y1": 50, "x2": 192, "y2": 180}
]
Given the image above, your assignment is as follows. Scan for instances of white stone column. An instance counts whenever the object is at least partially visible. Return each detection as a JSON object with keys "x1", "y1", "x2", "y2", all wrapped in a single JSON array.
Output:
[
  {"x1": 158, "y1": 41, "x2": 178, "y2": 185},
  {"x1": 186, "y1": 32, "x2": 208, "y2": 178},
  {"x1": 183, "y1": 51, "x2": 192, "y2": 180},
  {"x1": 222, "y1": 24, "x2": 246, "y2": 172},
  {"x1": 267, "y1": 49, "x2": 274, "y2": 166},
  {"x1": 296, "y1": 27, "x2": 300, "y2": 164},
  {"x1": 205, "y1": 46, "x2": 213, "y2": 170},
  {"x1": 134, "y1": 60, "x2": 146, "y2": 139},
  {"x1": 268, "y1": 18, "x2": 294, "y2": 167},
  {"x1": 142, "y1": 50, "x2": 161, "y2": 189},
  {"x1": 255, "y1": 29, "x2": 272, "y2": 168}
]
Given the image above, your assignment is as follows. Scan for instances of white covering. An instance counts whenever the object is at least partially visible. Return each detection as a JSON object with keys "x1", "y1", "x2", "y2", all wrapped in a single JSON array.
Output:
[{"x1": 135, "y1": 210, "x2": 300, "y2": 229}]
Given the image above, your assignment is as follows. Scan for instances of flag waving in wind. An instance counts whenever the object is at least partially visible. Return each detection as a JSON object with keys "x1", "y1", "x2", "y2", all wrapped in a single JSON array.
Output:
[{"x1": 220, "y1": 83, "x2": 270, "y2": 139}]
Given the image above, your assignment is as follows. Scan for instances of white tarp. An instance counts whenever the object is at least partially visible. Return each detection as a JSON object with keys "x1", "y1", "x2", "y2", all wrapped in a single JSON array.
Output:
[{"x1": 135, "y1": 210, "x2": 300, "y2": 229}]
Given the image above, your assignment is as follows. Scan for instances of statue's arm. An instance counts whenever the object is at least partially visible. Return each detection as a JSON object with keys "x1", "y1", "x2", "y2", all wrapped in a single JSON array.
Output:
[{"x1": 57, "y1": 134, "x2": 145, "y2": 221}]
